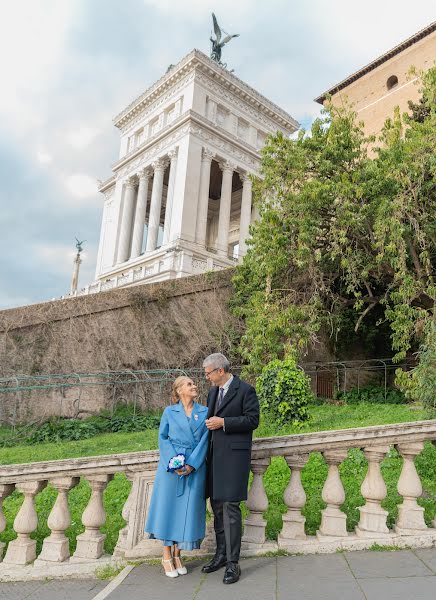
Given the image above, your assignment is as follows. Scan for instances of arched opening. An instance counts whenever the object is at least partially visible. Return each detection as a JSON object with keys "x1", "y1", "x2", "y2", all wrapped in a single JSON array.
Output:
[{"x1": 386, "y1": 75, "x2": 398, "y2": 91}]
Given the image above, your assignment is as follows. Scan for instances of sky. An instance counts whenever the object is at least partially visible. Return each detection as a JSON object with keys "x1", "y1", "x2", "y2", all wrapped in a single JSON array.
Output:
[{"x1": 0, "y1": 0, "x2": 434, "y2": 309}]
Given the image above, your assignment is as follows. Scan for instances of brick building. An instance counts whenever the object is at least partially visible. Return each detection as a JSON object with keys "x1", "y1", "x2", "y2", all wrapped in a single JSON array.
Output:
[{"x1": 315, "y1": 22, "x2": 436, "y2": 140}]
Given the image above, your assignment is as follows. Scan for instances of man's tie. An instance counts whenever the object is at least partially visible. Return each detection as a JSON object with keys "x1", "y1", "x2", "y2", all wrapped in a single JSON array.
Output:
[{"x1": 216, "y1": 387, "x2": 224, "y2": 411}]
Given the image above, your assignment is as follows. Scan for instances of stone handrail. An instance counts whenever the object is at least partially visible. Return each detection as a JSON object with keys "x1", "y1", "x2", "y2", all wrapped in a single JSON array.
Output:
[{"x1": 0, "y1": 420, "x2": 435, "y2": 579}]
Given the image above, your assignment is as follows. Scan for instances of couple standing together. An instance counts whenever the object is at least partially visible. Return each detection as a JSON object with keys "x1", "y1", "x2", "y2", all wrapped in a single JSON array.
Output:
[{"x1": 145, "y1": 353, "x2": 259, "y2": 585}]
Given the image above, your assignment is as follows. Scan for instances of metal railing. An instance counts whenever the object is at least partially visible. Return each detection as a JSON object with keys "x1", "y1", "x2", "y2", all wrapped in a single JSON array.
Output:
[{"x1": 0, "y1": 358, "x2": 413, "y2": 426}]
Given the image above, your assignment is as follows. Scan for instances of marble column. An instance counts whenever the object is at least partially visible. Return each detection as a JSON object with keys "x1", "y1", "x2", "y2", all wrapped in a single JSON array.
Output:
[
  {"x1": 117, "y1": 177, "x2": 137, "y2": 263},
  {"x1": 238, "y1": 173, "x2": 253, "y2": 257},
  {"x1": 130, "y1": 169, "x2": 150, "y2": 259},
  {"x1": 216, "y1": 161, "x2": 235, "y2": 257},
  {"x1": 195, "y1": 148, "x2": 214, "y2": 248},
  {"x1": 162, "y1": 148, "x2": 178, "y2": 245},
  {"x1": 146, "y1": 158, "x2": 167, "y2": 252}
]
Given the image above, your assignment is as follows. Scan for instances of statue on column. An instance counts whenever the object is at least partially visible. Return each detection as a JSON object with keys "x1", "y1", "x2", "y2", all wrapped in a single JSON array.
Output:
[
  {"x1": 70, "y1": 238, "x2": 86, "y2": 295},
  {"x1": 210, "y1": 13, "x2": 239, "y2": 69}
]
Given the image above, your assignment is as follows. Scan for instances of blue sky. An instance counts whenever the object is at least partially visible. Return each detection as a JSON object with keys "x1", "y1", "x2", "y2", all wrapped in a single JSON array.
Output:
[{"x1": 0, "y1": 0, "x2": 434, "y2": 309}]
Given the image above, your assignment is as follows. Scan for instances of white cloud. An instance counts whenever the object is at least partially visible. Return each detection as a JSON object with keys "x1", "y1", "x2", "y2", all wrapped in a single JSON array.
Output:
[
  {"x1": 35, "y1": 243, "x2": 75, "y2": 273},
  {"x1": 36, "y1": 150, "x2": 53, "y2": 165},
  {"x1": 67, "y1": 126, "x2": 102, "y2": 150},
  {"x1": 0, "y1": 2, "x2": 75, "y2": 135},
  {"x1": 64, "y1": 174, "x2": 99, "y2": 200},
  {"x1": 143, "y1": 0, "x2": 252, "y2": 20}
]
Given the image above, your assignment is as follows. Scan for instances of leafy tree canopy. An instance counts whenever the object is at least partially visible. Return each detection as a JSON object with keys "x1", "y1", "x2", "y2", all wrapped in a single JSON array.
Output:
[{"x1": 232, "y1": 68, "x2": 435, "y2": 378}]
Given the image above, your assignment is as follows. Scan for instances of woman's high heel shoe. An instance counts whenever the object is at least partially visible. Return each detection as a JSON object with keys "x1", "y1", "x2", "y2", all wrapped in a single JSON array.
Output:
[
  {"x1": 174, "y1": 555, "x2": 188, "y2": 575},
  {"x1": 162, "y1": 558, "x2": 179, "y2": 578}
]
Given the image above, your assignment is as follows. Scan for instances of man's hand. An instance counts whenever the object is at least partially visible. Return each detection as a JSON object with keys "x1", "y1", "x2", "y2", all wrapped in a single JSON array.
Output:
[{"x1": 205, "y1": 416, "x2": 224, "y2": 430}]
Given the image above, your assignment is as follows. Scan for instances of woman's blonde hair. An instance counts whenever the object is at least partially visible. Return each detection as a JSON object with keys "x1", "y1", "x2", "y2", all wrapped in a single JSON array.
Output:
[{"x1": 171, "y1": 376, "x2": 192, "y2": 404}]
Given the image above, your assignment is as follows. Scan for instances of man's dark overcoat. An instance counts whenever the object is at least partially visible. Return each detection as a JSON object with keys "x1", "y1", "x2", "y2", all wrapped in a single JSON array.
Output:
[{"x1": 206, "y1": 375, "x2": 259, "y2": 502}]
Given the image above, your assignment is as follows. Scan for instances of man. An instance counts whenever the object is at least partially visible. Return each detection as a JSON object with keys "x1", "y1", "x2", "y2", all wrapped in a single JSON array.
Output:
[{"x1": 202, "y1": 353, "x2": 259, "y2": 584}]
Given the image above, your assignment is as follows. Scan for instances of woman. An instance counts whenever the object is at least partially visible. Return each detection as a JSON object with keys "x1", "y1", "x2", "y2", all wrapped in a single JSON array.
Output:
[{"x1": 145, "y1": 376, "x2": 209, "y2": 577}]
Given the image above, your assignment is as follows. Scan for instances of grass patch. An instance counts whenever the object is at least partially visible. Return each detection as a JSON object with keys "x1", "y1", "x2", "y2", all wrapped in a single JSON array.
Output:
[
  {"x1": 0, "y1": 403, "x2": 434, "y2": 556},
  {"x1": 368, "y1": 543, "x2": 406, "y2": 552},
  {"x1": 95, "y1": 562, "x2": 127, "y2": 580}
]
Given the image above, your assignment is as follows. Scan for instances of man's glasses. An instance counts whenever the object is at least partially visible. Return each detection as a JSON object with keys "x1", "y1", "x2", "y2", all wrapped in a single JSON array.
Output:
[{"x1": 205, "y1": 367, "x2": 221, "y2": 378}]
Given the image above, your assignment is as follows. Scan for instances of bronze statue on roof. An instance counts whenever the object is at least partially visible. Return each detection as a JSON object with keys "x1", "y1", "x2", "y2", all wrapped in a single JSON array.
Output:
[{"x1": 210, "y1": 13, "x2": 239, "y2": 68}]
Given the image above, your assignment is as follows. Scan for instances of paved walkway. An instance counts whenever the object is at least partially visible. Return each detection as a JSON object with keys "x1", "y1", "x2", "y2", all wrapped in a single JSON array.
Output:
[{"x1": 0, "y1": 549, "x2": 435, "y2": 599}]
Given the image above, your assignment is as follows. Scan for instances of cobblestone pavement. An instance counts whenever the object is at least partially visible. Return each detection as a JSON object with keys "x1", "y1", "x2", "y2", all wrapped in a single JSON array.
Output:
[{"x1": 0, "y1": 549, "x2": 435, "y2": 599}]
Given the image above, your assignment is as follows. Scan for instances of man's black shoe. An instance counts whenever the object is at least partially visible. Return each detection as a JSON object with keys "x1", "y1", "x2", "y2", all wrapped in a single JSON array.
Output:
[
  {"x1": 201, "y1": 555, "x2": 227, "y2": 573},
  {"x1": 223, "y1": 562, "x2": 241, "y2": 584}
]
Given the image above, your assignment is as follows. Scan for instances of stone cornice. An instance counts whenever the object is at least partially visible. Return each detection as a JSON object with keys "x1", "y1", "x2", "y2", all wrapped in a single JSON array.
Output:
[
  {"x1": 98, "y1": 176, "x2": 116, "y2": 194},
  {"x1": 110, "y1": 110, "x2": 262, "y2": 179},
  {"x1": 114, "y1": 49, "x2": 299, "y2": 132}
]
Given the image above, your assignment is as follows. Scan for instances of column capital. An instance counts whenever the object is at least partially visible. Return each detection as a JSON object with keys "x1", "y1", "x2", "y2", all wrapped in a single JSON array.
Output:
[
  {"x1": 202, "y1": 147, "x2": 215, "y2": 162},
  {"x1": 151, "y1": 157, "x2": 168, "y2": 172},
  {"x1": 240, "y1": 171, "x2": 253, "y2": 184},
  {"x1": 125, "y1": 176, "x2": 137, "y2": 188},
  {"x1": 168, "y1": 147, "x2": 179, "y2": 161},
  {"x1": 219, "y1": 160, "x2": 236, "y2": 173},
  {"x1": 138, "y1": 167, "x2": 151, "y2": 181}
]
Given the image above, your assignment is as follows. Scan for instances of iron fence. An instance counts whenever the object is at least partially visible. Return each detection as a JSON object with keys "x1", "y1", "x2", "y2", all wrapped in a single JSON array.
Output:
[{"x1": 0, "y1": 358, "x2": 414, "y2": 427}]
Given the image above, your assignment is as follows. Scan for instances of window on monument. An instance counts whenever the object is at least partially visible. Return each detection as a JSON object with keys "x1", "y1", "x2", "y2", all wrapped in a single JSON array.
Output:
[
  {"x1": 216, "y1": 105, "x2": 229, "y2": 128},
  {"x1": 386, "y1": 75, "x2": 398, "y2": 91},
  {"x1": 232, "y1": 243, "x2": 240, "y2": 259},
  {"x1": 166, "y1": 104, "x2": 176, "y2": 124},
  {"x1": 150, "y1": 117, "x2": 159, "y2": 136},
  {"x1": 256, "y1": 130, "x2": 267, "y2": 149},
  {"x1": 135, "y1": 128, "x2": 144, "y2": 147},
  {"x1": 237, "y1": 118, "x2": 249, "y2": 141}
]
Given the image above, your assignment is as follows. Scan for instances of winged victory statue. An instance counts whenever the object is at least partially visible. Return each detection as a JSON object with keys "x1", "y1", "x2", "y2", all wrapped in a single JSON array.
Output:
[{"x1": 210, "y1": 13, "x2": 239, "y2": 68}]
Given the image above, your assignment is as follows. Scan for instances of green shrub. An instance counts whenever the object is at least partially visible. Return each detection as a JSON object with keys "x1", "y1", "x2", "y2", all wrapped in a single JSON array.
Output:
[
  {"x1": 336, "y1": 385, "x2": 406, "y2": 405},
  {"x1": 0, "y1": 404, "x2": 162, "y2": 448},
  {"x1": 256, "y1": 356, "x2": 311, "y2": 425}
]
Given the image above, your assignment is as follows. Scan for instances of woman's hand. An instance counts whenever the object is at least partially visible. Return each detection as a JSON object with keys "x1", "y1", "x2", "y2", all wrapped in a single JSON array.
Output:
[{"x1": 175, "y1": 464, "x2": 194, "y2": 476}]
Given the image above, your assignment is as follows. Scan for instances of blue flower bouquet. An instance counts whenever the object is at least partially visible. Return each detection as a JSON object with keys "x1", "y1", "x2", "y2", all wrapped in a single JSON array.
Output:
[{"x1": 167, "y1": 454, "x2": 186, "y2": 472}]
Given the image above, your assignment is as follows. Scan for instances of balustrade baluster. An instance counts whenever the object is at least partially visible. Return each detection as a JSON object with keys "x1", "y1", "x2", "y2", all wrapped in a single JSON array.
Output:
[
  {"x1": 0, "y1": 484, "x2": 15, "y2": 561},
  {"x1": 356, "y1": 445, "x2": 390, "y2": 538},
  {"x1": 3, "y1": 481, "x2": 47, "y2": 565},
  {"x1": 317, "y1": 450, "x2": 348, "y2": 539},
  {"x1": 395, "y1": 442, "x2": 428, "y2": 534},
  {"x1": 278, "y1": 454, "x2": 309, "y2": 544},
  {"x1": 242, "y1": 458, "x2": 270, "y2": 545},
  {"x1": 72, "y1": 474, "x2": 113, "y2": 561},
  {"x1": 35, "y1": 477, "x2": 79, "y2": 564}
]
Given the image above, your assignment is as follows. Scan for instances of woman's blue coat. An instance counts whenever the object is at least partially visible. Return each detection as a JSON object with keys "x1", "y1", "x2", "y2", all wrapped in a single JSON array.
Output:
[{"x1": 145, "y1": 401, "x2": 209, "y2": 546}]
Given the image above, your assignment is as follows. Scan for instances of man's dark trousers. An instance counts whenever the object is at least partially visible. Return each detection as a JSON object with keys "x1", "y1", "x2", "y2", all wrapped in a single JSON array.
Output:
[{"x1": 209, "y1": 464, "x2": 242, "y2": 561}]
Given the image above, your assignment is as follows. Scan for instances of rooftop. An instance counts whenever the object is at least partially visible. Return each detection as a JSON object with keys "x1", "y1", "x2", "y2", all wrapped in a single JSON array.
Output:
[
  {"x1": 114, "y1": 49, "x2": 299, "y2": 132},
  {"x1": 315, "y1": 21, "x2": 436, "y2": 104}
]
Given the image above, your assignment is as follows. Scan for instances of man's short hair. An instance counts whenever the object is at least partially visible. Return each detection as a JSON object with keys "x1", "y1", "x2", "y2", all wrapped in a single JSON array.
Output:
[{"x1": 203, "y1": 353, "x2": 230, "y2": 373}]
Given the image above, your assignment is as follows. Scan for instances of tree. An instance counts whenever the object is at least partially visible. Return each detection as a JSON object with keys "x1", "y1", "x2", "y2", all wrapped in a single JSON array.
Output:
[{"x1": 232, "y1": 69, "x2": 435, "y2": 377}]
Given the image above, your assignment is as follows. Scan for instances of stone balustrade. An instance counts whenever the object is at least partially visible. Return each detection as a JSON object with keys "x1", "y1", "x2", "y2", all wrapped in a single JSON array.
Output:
[
  {"x1": 67, "y1": 239, "x2": 236, "y2": 298},
  {"x1": 0, "y1": 420, "x2": 435, "y2": 580}
]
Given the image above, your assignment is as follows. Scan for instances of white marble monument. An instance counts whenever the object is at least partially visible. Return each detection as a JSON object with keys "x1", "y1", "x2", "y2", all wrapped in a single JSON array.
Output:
[{"x1": 88, "y1": 50, "x2": 298, "y2": 294}]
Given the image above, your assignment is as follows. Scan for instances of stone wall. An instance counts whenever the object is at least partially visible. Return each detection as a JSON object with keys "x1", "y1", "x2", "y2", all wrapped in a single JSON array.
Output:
[{"x1": 0, "y1": 271, "x2": 240, "y2": 422}]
